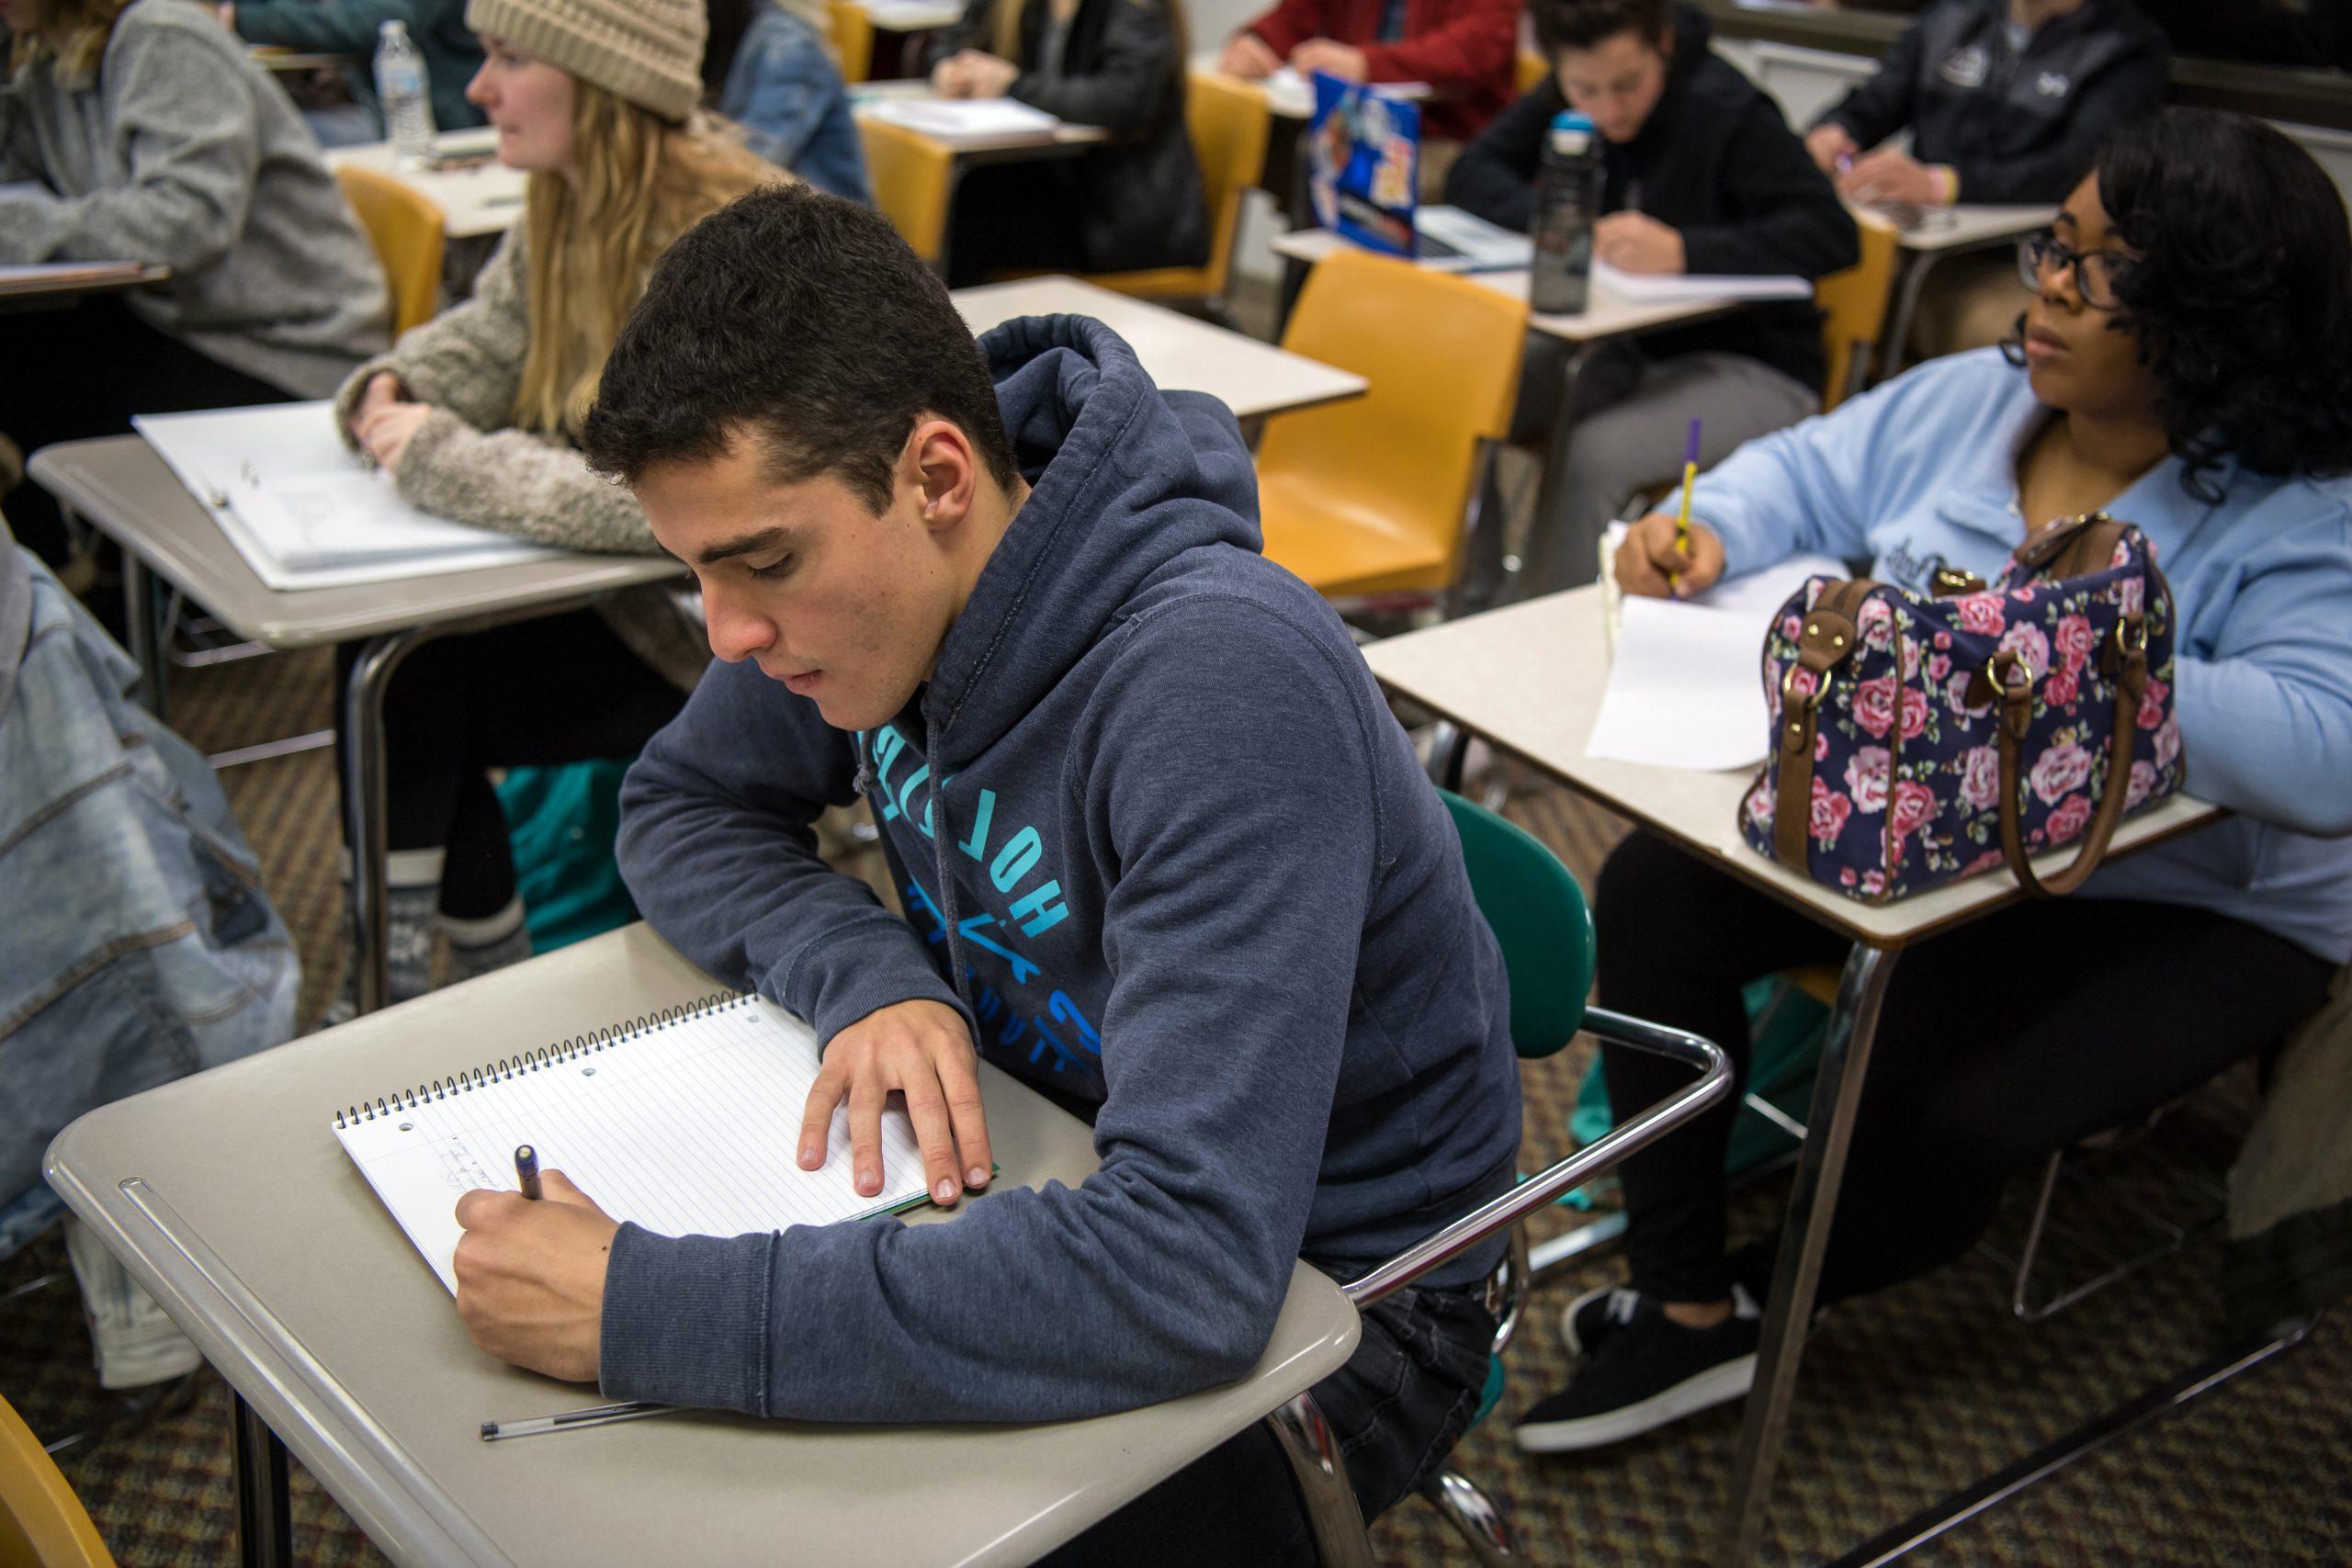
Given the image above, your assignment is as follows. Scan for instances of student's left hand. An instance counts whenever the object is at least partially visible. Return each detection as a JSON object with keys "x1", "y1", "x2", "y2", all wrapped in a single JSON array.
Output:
[
  {"x1": 1595, "y1": 211, "x2": 1685, "y2": 275},
  {"x1": 355, "y1": 399, "x2": 433, "y2": 474},
  {"x1": 956, "y1": 51, "x2": 1020, "y2": 97},
  {"x1": 452, "y1": 1169, "x2": 620, "y2": 1382},
  {"x1": 1840, "y1": 147, "x2": 1951, "y2": 208},
  {"x1": 1289, "y1": 39, "x2": 1367, "y2": 82}
]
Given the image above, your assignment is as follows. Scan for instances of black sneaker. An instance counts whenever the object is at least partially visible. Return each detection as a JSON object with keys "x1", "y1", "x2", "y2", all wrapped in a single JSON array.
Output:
[
  {"x1": 1559, "y1": 1281, "x2": 1638, "y2": 1360},
  {"x1": 1514, "y1": 1284, "x2": 1763, "y2": 1454}
]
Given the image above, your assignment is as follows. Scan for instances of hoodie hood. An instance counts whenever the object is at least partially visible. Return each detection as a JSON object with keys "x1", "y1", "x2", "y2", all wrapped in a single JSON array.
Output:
[{"x1": 919, "y1": 314, "x2": 1261, "y2": 769}]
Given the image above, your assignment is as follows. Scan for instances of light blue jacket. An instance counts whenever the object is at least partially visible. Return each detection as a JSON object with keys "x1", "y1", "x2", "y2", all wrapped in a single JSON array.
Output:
[
  {"x1": 1690, "y1": 347, "x2": 2352, "y2": 964},
  {"x1": 1, "y1": 541, "x2": 298, "y2": 1259},
  {"x1": 718, "y1": 4, "x2": 872, "y2": 204}
]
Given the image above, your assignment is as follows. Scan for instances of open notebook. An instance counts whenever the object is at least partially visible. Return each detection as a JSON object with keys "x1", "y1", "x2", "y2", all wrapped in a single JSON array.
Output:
[{"x1": 333, "y1": 994, "x2": 931, "y2": 1292}]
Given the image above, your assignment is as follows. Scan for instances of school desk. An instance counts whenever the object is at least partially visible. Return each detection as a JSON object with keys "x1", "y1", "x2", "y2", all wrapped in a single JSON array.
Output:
[
  {"x1": 326, "y1": 129, "x2": 528, "y2": 243},
  {"x1": 25, "y1": 297, "x2": 1358, "y2": 1012},
  {"x1": 0, "y1": 262, "x2": 170, "y2": 313},
  {"x1": 1359, "y1": 583, "x2": 2223, "y2": 1563},
  {"x1": 44, "y1": 923, "x2": 1363, "y2": 1568},
  {"x1": 1855, "y1": 200, "x2": 2048, "y2": 381}
]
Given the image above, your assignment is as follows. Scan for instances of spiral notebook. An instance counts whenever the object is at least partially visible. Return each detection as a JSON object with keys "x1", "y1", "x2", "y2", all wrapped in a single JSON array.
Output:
[{"x1": 332, "y1": 994, "x2": 931, "y2": 1292}]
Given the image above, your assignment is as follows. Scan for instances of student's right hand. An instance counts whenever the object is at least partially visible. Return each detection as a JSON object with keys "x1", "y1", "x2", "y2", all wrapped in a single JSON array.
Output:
[
  {"x1": 1220, "y1": 31, "x2": 1281, "y2": 78},
  {"x1": 349, "y1": 371, "x2": 405, "y2": 439},
  {"x1": 802, "y1": 998, "x2": 992, "y2": 1210},
  {"x1": 1805, "y1": 123, "x2": 1856, "y2": 175},
  {"x1": 1615, "y1": 511, "x2": 1726, "y2": 600},
  {"x1": 932, "y1": 51, "x2": 988, "y2": 97}
]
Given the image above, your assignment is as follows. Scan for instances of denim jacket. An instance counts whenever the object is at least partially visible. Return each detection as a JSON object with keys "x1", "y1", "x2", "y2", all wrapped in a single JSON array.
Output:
[
  {"x1": 718, "y1": 4, "x2": 873, "y2": 204},
  {"x1": 1, "y1": 540, "x2": 298, "y2": 1258}
]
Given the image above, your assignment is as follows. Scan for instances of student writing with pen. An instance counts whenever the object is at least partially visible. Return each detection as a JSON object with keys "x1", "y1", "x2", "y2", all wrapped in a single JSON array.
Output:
[
  {"x1": 1442, "y1": 0, "x2": 1856, "y2": 601},
  {"x1": 445, "y1": 183, "x2": 1524, "y2": 1565}
]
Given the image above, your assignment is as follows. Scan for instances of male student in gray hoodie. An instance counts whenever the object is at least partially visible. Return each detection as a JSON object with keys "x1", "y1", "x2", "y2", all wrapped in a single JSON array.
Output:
[{"x1": 445, "y1": 184, "x2": 1524, "y2": 1562}]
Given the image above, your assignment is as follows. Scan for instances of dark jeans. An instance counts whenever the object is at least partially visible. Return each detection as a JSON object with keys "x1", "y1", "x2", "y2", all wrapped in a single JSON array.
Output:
[
  {"x1": 1038, "y1": 1280, "x2": 1497, "y2": 1567},
  {"x1": 1593, "y1": 830, "x2": 2334, "y2": 1305},
  {"x1": 0, "y1": 296, "x2": 292, "y2": 565},
  {"x1": 331, "y1": 610, "x2": 685, "y2": 919}
]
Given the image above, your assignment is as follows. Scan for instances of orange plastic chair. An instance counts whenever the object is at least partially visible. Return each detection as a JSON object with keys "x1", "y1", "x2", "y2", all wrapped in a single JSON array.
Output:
[
  {"x1": 858, "y1": 114, "x2": 956, "y2": 267},
  {"x1": 1254, "y1": 249, "x2": 1528, "y2": 601},
  {"x1": 1082, "y1": 74, "x2": 1271, "y2": 313},
  {"x1": 334, "y1": 164, "x2": 446, "y2": 337},
  {"x1": 829, "y1": 0, "x2": 875, "y2": 84},
  {"x1": 1516, "y1": 48, "x2": 1550, "y2": 96},
  {"x1": 0, "y1": 1393, "x2": 115, "y2": 1568},
  {"x1": 1815, "y1": 209, "x2": 1900, "y2": 410}
]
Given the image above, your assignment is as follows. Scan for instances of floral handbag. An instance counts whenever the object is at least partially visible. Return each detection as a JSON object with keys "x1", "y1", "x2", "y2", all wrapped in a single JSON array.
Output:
[{"x1": 1739, "y1": 512, "x2": 2183, "y2": 903}]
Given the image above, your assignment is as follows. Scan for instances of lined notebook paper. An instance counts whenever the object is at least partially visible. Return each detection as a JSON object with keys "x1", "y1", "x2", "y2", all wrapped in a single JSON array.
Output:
[{"x1": 333, "y1": 995, "x2": 928, "y2": 1292}]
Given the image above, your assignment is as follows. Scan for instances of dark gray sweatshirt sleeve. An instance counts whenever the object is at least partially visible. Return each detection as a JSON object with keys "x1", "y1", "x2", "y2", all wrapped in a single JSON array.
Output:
[
  {"x1": 616, "y1": 662, "x2": 972, "y2": 1046},
  {"x1": 599, "y1": 597, "x2": 1383, "y2": 1421}
]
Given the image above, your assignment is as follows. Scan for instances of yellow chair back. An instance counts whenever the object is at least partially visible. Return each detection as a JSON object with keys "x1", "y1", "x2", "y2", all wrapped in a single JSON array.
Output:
[
  {"x1": 1516, "y1": 48, "x2": 1550, "y2": 96},
  {"x1": 858, "y1": 114, "x2": 956, "y2": 266},
  {"x1": 1086, "y1": 73, "x2": 1272, "y2": 305},
  {"x1": 1254, "y1": 249, "x2": 1529, "y2": 599},
  {"x1": 830, "y1": 0, "x2": 875, "y2": 84},
  {"x1": 1815, "y1": 211, "x2": 1900, "y2": 410},
  {"x1": 0, "y1": 1393, "x2": 115, "y2": 1568},
  {"x1": 335, "y1": 164, "x2": 446, "y2": 337}
]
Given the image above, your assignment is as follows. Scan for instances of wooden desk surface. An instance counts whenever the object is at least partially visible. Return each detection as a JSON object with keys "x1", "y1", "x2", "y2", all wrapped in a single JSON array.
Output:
[
  {"x1": 1362, "y1": 585, "x2": 2221, "y2": 948},
  {"x1": 47, "y1": 925, "x2": 1361, "y2": 1568}
]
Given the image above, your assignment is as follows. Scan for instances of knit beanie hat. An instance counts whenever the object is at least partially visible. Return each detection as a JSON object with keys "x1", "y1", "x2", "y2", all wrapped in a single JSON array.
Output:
[{"x1": 463, "y1": 0, "x2": 707, "y2": 123}]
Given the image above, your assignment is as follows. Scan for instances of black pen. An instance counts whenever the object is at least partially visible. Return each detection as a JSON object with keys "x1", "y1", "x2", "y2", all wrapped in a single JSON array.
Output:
[{"x1": 514, "y1": 1144, "x2": 542, "y2": 1201}]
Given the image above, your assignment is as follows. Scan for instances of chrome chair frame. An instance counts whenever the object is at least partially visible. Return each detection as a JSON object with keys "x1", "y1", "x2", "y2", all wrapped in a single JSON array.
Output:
[{"x1": 1261, "y1": 1009, "x2": 1733, "y2": 1565}]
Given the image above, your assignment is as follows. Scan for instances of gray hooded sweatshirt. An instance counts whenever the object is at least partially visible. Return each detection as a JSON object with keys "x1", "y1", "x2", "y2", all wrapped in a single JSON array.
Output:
[
  {"x1": 0, "y1": 0, "x2": 387, "y2": 397},
  {"x1": 604, "y1": 315, "x2": 1522, "y2": 1423}
]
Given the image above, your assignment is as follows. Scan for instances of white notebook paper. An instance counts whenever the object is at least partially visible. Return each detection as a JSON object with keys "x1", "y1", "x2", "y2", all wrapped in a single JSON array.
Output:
[
  {"x1": 333, "y1": 994, "x2": 930, "y2": 1293},
  {"x1": 1592, "y1": 257, "x2": 1812, "y2": 305},
  {"x1": 135, "y1": 402, "x2": 556, "y2": 590},
  {"x1": 1585, "y1": 596, "x2": 1770, "y2": 773},
  {"x1": 861, "y1": 96, "x2": 1061, "y2": 146}
]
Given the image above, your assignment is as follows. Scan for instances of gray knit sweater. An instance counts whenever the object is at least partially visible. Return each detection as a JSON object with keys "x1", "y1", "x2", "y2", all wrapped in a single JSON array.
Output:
[
  {"x1": 0, "y1": 0, "x2": 388, "y2": 397},
  {"x1": 333, "y1": 228, "x2": 707, "y2": 690}
]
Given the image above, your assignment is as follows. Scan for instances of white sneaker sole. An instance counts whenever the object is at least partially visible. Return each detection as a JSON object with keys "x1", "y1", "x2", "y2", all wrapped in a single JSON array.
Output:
[{"x1": 1514, "y1": 1353, "x2": 1758, "y2": 1454}]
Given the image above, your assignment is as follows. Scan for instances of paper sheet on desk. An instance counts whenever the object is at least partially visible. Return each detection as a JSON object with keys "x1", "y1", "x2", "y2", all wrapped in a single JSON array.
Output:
[
  {"x1": 135, "y1": 402, "x2": 555, "y2": 589},
  {"x1": 862, "y1": 97, "x2": 1060, "y2": 143},
  {"x1": 1591, "y1": 257, "x2": 1811, "y2": 305},
  {"x1": 1585, "y1": 598, "x2": 1770, "y2": 771}
]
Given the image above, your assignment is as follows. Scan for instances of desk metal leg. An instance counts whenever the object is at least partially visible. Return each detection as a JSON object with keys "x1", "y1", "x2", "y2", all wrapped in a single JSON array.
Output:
[
  {"x1": 1518, "y1": 344, "x2": 1600, "y2": 601},
  {"x1": 1266, "y1": 1391, "x2": 1376, "y2": 1568},
  {"x1": 231, "y1": 1391, "x2": 294, "y2": 1568},
  {"x1": 1824, "y1": 1315, "x2": 2317, "y2": 1567},
  {"x1": 1722, "y1": 941, "x2": 1901, "y2": 1565},
  {"x1": 1874, "y1": 250, "x2": 1946, "y2": 385},
  {"x1": 340, "y1": 627, "x2": 434, "y2": 1017},
  {"x1": 118, "y1": 548, "x2": 172, "y2": 722}
]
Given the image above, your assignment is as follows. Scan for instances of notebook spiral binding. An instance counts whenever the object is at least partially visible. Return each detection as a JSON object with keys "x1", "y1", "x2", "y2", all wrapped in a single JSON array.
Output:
[{"x1": 333, "y1": 991, "x2": 746, "y2": 1129}]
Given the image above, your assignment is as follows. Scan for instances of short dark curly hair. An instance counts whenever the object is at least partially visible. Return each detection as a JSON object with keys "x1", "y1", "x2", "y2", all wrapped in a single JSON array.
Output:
[
  {"x1": 2010, "y1": 108, "x2": 2352, "y2": 496},
  {"x1": 580, "y1": 184, "x2": 1021, "y2": 510},
  {"x1": 1530, "y1": 0, "x2": 1670, "y2": 57}
]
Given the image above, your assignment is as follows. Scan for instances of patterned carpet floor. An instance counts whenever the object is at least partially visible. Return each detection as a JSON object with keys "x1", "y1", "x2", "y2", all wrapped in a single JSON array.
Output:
[{"x1": 7, "y1": 639, "x2": 2349, "y2": 1567}]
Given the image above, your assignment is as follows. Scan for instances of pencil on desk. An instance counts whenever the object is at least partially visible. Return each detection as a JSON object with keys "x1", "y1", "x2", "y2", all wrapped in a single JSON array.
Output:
[
  {"x1": 1670, "y1": 417, "x2": 1701, "y2": 596},
  {"x1": 480, "y1": 1400, "x2": 675, "y2": 1441}
]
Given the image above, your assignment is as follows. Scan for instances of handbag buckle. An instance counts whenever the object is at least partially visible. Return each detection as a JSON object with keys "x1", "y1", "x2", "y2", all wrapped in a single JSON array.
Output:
[{"x1": 1782, "y1": 664, "x2": 1833, "y2": 714}]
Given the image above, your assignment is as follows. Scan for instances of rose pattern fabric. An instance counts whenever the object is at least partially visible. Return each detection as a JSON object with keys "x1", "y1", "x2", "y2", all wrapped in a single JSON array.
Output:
[{"x1": 1741, "y1": 523, "x2": 2183, "y2": 903}]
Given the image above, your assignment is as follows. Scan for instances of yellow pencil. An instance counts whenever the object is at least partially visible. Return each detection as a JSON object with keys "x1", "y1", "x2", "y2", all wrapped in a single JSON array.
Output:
[{"x1": 1670, "y1": 417, "x2": 1701, "y2": 596}]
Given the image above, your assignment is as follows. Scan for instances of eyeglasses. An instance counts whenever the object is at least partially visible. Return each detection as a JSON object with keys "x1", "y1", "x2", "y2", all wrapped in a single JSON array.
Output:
[{"x1": 2017, "y1": 229, "x2": 2138, "y2": 310}]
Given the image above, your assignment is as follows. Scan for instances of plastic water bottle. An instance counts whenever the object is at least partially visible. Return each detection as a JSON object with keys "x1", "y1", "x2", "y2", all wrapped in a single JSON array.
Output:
[
  {"x1": 1528, "y1": 110, "x2": 1602, "y2": 315},
  {"x1": 374, "y1": 20, "x2": 435, "y2": 170}
]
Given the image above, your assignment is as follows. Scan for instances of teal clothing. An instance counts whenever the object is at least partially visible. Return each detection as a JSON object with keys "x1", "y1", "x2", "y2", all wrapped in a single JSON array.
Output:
[{"x1": 232, "y1": 0, "x2": 485, "y2": 136}]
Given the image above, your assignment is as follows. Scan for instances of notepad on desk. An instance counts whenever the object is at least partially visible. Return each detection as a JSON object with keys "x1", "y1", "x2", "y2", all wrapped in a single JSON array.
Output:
[
  {"x1": 1591, "y1": 257, "x2": 1812, "y2": 305},
  {"x1": 333, "y1": 994, "x2": 933, "y2": 1293},
  {"x1": 861, "y1": 96, "x2": 1062, "y2": 146},
  {"x1": 135, "y1": 402, "x2": 557, "y2": 590}
]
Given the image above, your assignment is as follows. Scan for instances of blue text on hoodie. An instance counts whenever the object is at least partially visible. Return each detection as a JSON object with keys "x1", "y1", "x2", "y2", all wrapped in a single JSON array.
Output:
[{"x1": 600, "y1": 317, "x2": 1523, "y2": 1423}]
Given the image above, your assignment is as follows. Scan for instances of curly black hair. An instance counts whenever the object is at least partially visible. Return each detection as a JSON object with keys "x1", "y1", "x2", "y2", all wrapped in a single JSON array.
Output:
[{"x1": 2011, "y1": 108, "x2": 2352, "y2": 496}]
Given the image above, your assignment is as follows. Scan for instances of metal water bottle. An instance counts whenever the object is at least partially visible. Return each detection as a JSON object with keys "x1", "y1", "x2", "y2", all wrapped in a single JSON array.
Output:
[
  {"x1": 375, "y1": 20, "x2": 436, "y2": 169},
  {"x1": 1528, "y1": 110, "x2": 1601, "y2": 315}
]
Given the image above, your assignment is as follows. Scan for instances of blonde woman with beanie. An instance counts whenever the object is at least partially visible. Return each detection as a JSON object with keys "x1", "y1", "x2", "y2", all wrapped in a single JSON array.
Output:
[{"x1": 324, "y1": 0, "x2": 778, "y2": 1018}]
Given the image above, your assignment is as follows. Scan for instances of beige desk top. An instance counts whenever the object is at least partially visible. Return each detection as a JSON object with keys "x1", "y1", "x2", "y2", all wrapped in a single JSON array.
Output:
[
  {"x1": 955, "y1": 275, "x2": 1368, "y2": 417},
  {"x1": 1362, "y1": 585, "x2": 2222, "y2": 949},
  {"x1": 327, "y1": 129, "x2": 527, "y2": 241},
  {"x1": 0, "y1": 261, "x2": 170, "y2": 304},
  {"x1": 1268, "y1": 229, "x2": 1739, "y2": 344},
  {"x1": 1856, "y1": 200, "x2": 2048, "y2": 256},
  {"x1": 47, "y1": 924, "x2": 1361, "y2": 1568},
  {"x1": 28, "y1": 438, "x2": 684, "y2": 649}
]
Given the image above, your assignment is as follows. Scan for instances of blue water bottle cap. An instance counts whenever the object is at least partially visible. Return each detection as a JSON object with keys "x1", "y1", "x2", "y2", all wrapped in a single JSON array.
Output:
[
  {"x1": 1548, "y1": 110, "x2": 1596, "y2": 155},
  {"x1": 1552, "y1": 110, "x2": 1596, "y2": 132}
]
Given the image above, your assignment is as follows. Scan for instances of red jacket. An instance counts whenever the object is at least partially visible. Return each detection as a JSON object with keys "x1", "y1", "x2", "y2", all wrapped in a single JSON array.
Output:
[{"x1": 1247, "y1": 0, "x2": 1519, "y2": 142}]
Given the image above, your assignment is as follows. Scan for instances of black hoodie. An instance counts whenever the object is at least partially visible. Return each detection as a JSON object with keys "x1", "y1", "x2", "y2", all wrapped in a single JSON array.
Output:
[{"x1": 1444, "y1": 4, "x2": 1858, "y2": 392}]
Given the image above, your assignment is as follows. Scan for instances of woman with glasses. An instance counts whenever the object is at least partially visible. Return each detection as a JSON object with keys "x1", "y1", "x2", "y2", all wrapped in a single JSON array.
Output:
[{"x1": 1513, "y1": 107, "x2": 2352, "y2": 1456}]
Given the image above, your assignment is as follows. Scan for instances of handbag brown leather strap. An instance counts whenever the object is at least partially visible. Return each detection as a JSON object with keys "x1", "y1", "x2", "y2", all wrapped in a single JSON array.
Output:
[
  {"x1": 1991, "y1": 610, "x2": 2150, "y2": 897},
  {"x1": 1771, "y1": 580, "x2": 1878, "y2": 872}
]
